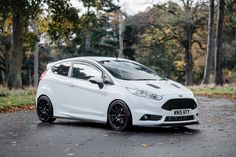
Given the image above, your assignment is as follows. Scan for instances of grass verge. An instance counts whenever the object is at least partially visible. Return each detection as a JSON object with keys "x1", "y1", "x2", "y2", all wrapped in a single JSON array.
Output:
[
  {"x1": 189, "y1": 84, "x2": 236, "y2": 100},
  {"x1": 0, "y1": 84, "x2": 235, "y2": 114},
  {"x1": 0, "y1": 87, "x2": 36, "y2": 113}
]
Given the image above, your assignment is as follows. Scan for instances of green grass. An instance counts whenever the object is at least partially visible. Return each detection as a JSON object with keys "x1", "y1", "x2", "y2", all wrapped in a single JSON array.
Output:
[
  {"x1": 0, "y1": 87, "x2": 36, "y2": 112},
  {"x1": 189, "y1": 84, "x2": 236, "y2": 99},
  {"x1": 0, "y1": 84, "x2": 236, "y2": 113}
]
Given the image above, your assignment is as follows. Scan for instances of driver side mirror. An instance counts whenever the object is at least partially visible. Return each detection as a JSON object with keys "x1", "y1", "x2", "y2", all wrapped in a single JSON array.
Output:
[{"x1": 89, "y1": 76, "x2": 104, "y2": 89}]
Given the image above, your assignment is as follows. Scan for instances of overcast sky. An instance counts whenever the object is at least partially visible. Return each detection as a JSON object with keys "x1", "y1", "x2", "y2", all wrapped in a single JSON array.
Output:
[
  {"x1": 120, "y1": 0, "x2": 173, "y2": 15},
  {"x1": 119, "y1": 0, "x2": 156, "y2": 15},
  {"x1": 70, "y1": 0, "x2": 168, "y2": 15}
]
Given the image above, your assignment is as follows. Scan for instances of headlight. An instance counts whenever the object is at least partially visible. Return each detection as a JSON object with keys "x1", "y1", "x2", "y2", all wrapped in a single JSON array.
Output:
[{"x1": 126, "y1": 88, "x2": 163, "y2": 101}]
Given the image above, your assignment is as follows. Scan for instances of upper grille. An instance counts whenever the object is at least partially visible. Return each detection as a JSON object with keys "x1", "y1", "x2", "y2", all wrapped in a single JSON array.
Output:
[{"x1": 161, "y1": 98, "x2": 197, "y2": 111}]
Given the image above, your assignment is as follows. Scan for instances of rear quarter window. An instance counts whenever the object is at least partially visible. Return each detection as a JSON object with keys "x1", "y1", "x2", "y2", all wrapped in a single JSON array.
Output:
[{"x1": 51, "y1": 62, "x2": 71, "y2": 76}]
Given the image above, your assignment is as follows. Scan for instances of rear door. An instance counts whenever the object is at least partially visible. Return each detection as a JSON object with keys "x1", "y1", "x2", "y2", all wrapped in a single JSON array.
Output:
[{"x1": 66, "y1": 62, "x2": 106, "y2": 121}]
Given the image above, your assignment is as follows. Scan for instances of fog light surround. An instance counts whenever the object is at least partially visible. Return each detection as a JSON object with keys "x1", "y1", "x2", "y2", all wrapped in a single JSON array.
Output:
[{"x1": 140, "y1": 114, "x2": 162, "y2": 121}]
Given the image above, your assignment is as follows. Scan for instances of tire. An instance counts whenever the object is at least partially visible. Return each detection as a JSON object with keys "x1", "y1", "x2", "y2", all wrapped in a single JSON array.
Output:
[
  {"x1": 107, "y1": 100, "x2": 132, "y2": 131},
  {"x1": 37, "y1": 95, "x2": 56, "y2": 123}
]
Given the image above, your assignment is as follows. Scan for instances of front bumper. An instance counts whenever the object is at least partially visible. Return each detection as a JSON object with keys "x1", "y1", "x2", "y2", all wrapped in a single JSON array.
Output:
[{"x1": 126, "y1": 94, "x2": 199, "y2": 126}]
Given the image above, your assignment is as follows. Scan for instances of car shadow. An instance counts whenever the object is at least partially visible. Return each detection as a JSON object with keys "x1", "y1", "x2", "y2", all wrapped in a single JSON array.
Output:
[
  {"x1": 129, "y1": 125, "x2": 200, "y2": 135},
  {"x1": 51, "y1": 120, "x2": 108, "y2": 129},
  {"x1": 37, "y1": 119, "x2": 200, "y2": 135}
]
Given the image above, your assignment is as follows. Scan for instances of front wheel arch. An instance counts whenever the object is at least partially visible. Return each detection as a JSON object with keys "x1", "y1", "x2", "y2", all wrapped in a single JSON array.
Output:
[{"x1": 107, "y1": 99, "x2": 133, "y2": 130}]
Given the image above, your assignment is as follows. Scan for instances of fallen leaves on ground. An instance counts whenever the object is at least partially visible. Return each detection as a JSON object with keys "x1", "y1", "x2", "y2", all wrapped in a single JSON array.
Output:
[
  {"x1": 142, "y1": 144, "x2": 153, "y2": 148},
  {"x1": 0, "y1": 104, "x2": 35, "y2": 114}
]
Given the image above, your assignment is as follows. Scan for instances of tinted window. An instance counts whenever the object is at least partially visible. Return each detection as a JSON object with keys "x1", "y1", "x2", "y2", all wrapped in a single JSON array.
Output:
[
  {"x1": 72, "y1": 63, "x2": 102, "y2": 80},
  {"x1": 52, "y1": 62, "x2": 71, "y2": 76},
  {"x1": 98, "y1": 60, "x2": 165, "y2": 80}
]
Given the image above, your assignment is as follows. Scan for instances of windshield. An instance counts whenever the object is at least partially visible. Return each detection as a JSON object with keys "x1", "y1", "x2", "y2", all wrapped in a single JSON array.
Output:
[{"x1": 98, "y1": 60, "x2": 166, "y2": 81}]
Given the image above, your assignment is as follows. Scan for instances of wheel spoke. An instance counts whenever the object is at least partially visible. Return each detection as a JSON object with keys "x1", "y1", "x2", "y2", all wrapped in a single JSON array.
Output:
[
  {"x1": 109, "y1": 114, "x2": 117, "y2": 117},
  {"x1": 44, "y1": 111, "x2": 49, "y2": 119},
  {"x1": 120, "y1": 118, "x2": 124, "y2": 124},
  {"x1": 111, "y1": 108, "x2": 118, "y2": 114},
  {"x1": 119, "y1": 114, "x2": 128, "y2": 117},
  {"x1": 119, "y1": 108, "x2": 124, "y2": 114},
  {"x1": 111, "y1": 117, "x2": 117, "y2": 123},
  {"x1": 41, "y1": 112, "x2": 46, "y2": 120},
  {"x1": 115, "y1": 105, "x2": 120, "y2": 113},
  {"x1": 38, "y1": 112, "x2": 43, "y2": 118},
  {"x1": 38, "y1": 106, "x2": 43, "y2": 110},
  {"x1": 38, "y1": 101, "x2": 44, "y2": 107},
  {"x1": 112, "y1": 118, "x2": 118, "y2": 126}
]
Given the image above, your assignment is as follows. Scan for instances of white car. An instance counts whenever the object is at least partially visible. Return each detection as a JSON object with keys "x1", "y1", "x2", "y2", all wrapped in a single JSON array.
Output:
[{"x1": 36, "y1": 57, "x2": 199, "y2": 130}]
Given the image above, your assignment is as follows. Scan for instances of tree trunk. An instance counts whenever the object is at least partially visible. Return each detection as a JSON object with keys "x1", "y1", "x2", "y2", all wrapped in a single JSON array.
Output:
[
  {"x1": 26, "y1": 61, "x2": 31, "y2": 86},
  {"x1": 202, "y1": 0, "x2": 215, "y2": 85},
  {"x1": 215, "y1": 0, "x2": 224, "y2": 85},
  {"x1": 34, "y1": 43, "x2": 39, "y2": 87},
  {"x1": 7, "y1": 13, "x2": 24, "y2": 89},
  {"x1": 118, "y1": 11, "x2": 124, "y2": 58},
  {"x1": 85, "y1": 34, "x2": 91, "y2": 51},
  {"x1": 184, "y1": 30, "x2": 193, "y2": 86}
]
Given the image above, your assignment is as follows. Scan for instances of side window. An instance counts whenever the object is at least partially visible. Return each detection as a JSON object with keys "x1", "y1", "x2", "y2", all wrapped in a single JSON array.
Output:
[
  {"x1": 72, "y1": 63, "x2": 102, "y2": 80},
  {"x1": 51, "y1": 62, "x2": 71, "y2": 76}
]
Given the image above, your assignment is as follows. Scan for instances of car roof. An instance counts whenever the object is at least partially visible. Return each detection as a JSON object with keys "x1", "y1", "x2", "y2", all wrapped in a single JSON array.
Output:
[
  {"x1": 80, "y1": 56, "x2": 122, "y2": 62},
  {"x1": 46, "y1": 56, "x2": 129, "y2": 68}
]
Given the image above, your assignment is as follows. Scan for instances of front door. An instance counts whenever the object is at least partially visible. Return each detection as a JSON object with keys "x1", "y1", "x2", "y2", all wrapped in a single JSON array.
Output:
[{"x1": 66, "y1": 62, "x2": 106, "y2": 121}]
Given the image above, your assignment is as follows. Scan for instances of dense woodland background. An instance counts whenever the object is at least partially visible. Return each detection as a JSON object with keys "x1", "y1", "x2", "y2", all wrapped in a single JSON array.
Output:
[{"x1": 0, "y1": 0, "x2": 235, "y2": 89}]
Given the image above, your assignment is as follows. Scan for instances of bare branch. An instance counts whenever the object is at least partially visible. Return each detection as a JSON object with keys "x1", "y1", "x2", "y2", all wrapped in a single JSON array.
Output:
[{"x1": 192, "y1": 40, "x2": 205, "y2": 50}]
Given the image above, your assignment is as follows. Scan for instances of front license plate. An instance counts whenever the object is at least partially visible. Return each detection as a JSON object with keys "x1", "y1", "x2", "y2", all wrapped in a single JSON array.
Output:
[{"x1": 172, "y1": 109, "x2": 191, "y2": 116}]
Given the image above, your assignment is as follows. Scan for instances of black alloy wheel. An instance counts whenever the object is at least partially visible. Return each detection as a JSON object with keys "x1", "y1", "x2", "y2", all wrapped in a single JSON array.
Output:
[
  {"x1": 108, "y1": 100, "x2": 132, "y2": 131},
  {"x1": 37, "y1": 96, "x2": 56, "y2": 122}
]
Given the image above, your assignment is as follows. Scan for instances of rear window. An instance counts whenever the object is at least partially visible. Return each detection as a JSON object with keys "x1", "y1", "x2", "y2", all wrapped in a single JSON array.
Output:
[{"x1": 51, "y1": 62, "x2": 71, "y2": 76}]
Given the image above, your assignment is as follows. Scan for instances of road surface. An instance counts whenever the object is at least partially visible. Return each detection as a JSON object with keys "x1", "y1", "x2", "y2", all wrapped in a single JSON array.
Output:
[{"x1": 0, "y1": 96, "x2": 235, "y2": 157}]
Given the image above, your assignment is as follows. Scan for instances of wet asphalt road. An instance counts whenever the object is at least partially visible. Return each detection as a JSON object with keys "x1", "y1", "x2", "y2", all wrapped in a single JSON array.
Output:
[{"x1": 0, "y1": 96, "x2": 236, "y2": 157}]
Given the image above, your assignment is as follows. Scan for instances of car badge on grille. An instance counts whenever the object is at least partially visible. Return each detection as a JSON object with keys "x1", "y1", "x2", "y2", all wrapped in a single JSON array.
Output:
[{"x1": 178, "y1": 94, "x2": 183, "y2": 97}]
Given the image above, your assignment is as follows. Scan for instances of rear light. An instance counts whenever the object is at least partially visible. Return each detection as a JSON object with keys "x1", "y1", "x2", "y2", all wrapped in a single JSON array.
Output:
[{"x1": 40, "y1": 69, "x2": 48, "y2": 80}]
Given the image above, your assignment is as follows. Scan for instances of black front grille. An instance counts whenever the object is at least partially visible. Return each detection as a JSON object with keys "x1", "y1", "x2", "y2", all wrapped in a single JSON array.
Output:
[
  {"x1": 161, "y1": 99, "x2": 197, "y2": 111},
  {"x1": 165, "y1": 115, "x2": 194, "y2": 122}
]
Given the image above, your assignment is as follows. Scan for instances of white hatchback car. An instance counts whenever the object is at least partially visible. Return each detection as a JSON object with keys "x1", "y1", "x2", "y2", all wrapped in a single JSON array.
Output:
[{"x1": 36, "y1": 57, "x2": 199, "y2": 130}]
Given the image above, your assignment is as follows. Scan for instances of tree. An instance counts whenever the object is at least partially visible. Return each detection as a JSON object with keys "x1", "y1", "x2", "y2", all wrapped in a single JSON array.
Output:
[
  {"x1": 0, "y1": 0, "x2": 118, "y2": 88},
  {"x1": 126, "y1": 0, "x2": 208, "y2": 85},
  {"x1": 202, "y1": 0, "x2": 215, "y2": 85},
  {"x1": 222, "y1": 0, "x2": 236, "y2": 74},
  {"x1": 147, "y1": 1, "x2": 207, "y2": 85},
  {"x1": 175, "y1": 0, "x2": 207, "y2": 85},
  {"x1": 123, "y1": 25, "x2": 138, "y2": 60},
  {"x1": 0, "y1": 0, "x2": 44, "y2": 88},
  {"x1": 215, "y1": 0, "x2": 225, "y2": 85},
  {"x1": 7, "y1": 0, "x2": 25, "y2": 88},
  {"x1": 0, "y1": 9, "x2": 12, "y2": 85}
]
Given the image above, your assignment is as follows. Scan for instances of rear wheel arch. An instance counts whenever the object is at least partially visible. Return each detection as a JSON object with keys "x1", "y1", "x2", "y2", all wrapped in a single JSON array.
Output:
[{"x1": 37, "y1": 95, "x2": 56, "y2": 122}]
